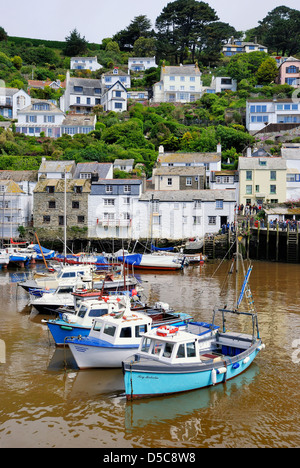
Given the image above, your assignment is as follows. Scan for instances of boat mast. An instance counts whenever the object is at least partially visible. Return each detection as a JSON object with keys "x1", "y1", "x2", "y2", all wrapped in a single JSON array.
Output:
[{"x1": 64, "y1": 169, "x2": 67, "y2": 263}]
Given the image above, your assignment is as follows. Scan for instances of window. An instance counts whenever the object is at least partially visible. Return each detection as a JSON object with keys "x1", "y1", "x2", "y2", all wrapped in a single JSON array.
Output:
[
  {"x1": 176, "y1": 344, "x2": 185, "y2": 358},
  {"x1": 124, "y1": 185, "x2": 131, "y2": 193},
  {"x1": 120, "y1": 327, "x2": 132, "y2": 338},
  {"x1": 270, "y1": 185, "x2": 276, "y2": 194},
  {"x1": 286, "y1": 65, "x2": 298, "y2": 74},
  {"x1": 76, "y1": 97, "x2": 80, "y2": 104},
  {"x1": 208, "y1": 216, "x2": 216, "y2": 225},
  {"x1": 74, "y1": 186, "x2": 82, "y2": 194},
  {"x1": 47, "y1": 186, "x2": 55, "y2": 193},
  {"x1": 115, "y1": 91, "x2": 121, "y2": 97},
  {"x1": 186, "y1": 342, "x2": 196, "y2": 357},
  {"x1": 58, "y1": 216, "x2": 64, "y2": 225},
  {"x1": 141, "y1": 337, "x2": 151, "y2": 352},
  {"x1": 246, "y1": 170, "x2": 252, "y2": 181},
  {"x1": 77, "y1": 216, "x2": 85, "y2": 223},
  {"x1": 104, "y1": 199, "x2": 115, "y2": 206},
  {"x1": 255, "y1": 185, "x2": 260, "y2": 192},
  {"x1": 135, "y1": 324, "x2": 147, "y2": 338},
  {"x1": 103, "y1": 324, "x2": 116, "y2": 337},
  {"x1": 48, "y1": 201, "x2": 56, "y2": 209},
  {"x1": 124, "y1": 197, "x2": 130, "y2": 205},
  {"x1": 86, "y1": 98, "x2": 90, "y2": 105},
  {"x1": 115, "y1": 103, "x2": 122, "y2": 109},
  {"x1": 167, "y1": 178, "x2": 172, "y2": 186},
  {"x1": 216, "y1": 200, "x2": 223, "y2": 209},
  {"x1": 163, "y1": 342, "x2": 174, "y2": 358},
  {"x1": 246, "y1": 185, "x2": 252, "y2": 194},
  {"x1": 74, "y1": 86, "x2": 83, "y2": 92},
  {"x1": 186, "y1": 177, "x2": 192, "y2": 186},
  {"x1": 194, "y1": 200, "x2": 201, "y2": 208},
  {"x1": 193, "y1": 216, "x2": 201, "y2": 225},
  {"x1": 270, "y1": 171, "x2": 276, "y2": 180},
  {"x1": 43, "y1": 215, "x2": 50, "y2": 224}
]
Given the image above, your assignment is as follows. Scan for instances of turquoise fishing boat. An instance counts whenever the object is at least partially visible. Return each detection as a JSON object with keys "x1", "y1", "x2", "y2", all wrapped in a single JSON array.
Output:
[{"x1": 123, "y1": 239, "x2": 265, "y2": 400}]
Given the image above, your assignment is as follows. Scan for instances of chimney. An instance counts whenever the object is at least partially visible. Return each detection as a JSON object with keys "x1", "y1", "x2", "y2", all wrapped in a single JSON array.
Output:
[
  {"x1": 247, "y1": 147, "x2": 252, "y2": 157},
  {"x1": 217, "y1": 143, "x2": 222, "y2": 155},
  {"x1": 158, "y1": 145, "x2": 164, "y2": 155}
]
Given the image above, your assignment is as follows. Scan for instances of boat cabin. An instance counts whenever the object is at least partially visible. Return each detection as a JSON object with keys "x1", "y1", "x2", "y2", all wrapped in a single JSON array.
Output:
[
  {"x1": 87, "y1": 311, "x2": 152, "y2": 346},
  {"x1": 61, "y1": 298, "x2": 128, "y2": 326}
]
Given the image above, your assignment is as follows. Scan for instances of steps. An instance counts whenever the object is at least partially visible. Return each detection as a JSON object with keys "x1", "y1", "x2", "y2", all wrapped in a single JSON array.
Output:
[{"x1": 287, "y1": 232, "x2": 298, "y2": 263}]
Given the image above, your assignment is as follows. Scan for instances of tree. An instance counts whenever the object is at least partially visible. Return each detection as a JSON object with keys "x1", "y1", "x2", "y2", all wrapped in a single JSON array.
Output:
[
  {"x1": 64, "y1": 28, "x2": 88, "y2": 56},
  {"x1": 155, "y1": 0, "x2": 219, "y2": 63},
  {"x1": 113, "y1": 15, "x2": 153, "y2": 51},
  {"x1": 258, "y1": 6, "x2": 300, "y2": 56},
  {"x1": 133, "y1": 37, "x2": 156, "y2": 56},
  {"x1": 256, "y1": 57, "x2": 278, "y2": 85},
  {"x1": 0, "y1": 26, "x2": 8, "y2": 42}
]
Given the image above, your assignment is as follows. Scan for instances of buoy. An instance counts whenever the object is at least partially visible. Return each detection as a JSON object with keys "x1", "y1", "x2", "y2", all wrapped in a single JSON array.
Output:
[
  {"x1": 156, "y1": 325, "x2": 179, "y2": 337},
  {"x1": 211, "y1": 368, "x2": 217, "y2": 385},
  {"x1": 216, "y1": 367, "x2": 227, "y2": 374},
  {"x1": 243, "y1": 356, "x2": 250, "y2": 364}
]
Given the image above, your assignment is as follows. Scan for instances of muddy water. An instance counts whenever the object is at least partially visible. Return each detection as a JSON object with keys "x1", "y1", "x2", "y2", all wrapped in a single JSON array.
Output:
[{"x1": 0, "y1": 260, "x2": 299, "y2": 448}]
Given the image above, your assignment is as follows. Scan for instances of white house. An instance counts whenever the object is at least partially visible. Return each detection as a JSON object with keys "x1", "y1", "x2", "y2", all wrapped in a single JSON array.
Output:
[
  {"x1": 0, "y1": 88, "x2": 31, "y2": 119},
  {"x1": 60, "y1": 72, "x2": 102, "y2": 114},
  {"x1": 38, "y1": 159, "x2": 76, "y2": 180},
  {"x1": 88, "y1": 179, "x2": 143, "y2": 239},
  {"x1": 101, "y1": 81, "x2": 127, "y2": 112},
  {"x1": 246, "y1": 98, "x2": 300, "y2": 133},
  {"x1": 128, "y1": 57, "x2": 157, "y2": 72},
  {"x1": 152, "y1": 63, "x2": 203, "y2": 103},
  {"x1": 61, "y1": 114, "x2": 96, "y2": 136},
  {"x1": 70, "y1": 57, "x2": 102, "y2": 72},
  {"x1": 205, "y1": 76, "x2": 237, "y2": 94},
  {"x1": 210, "y1": 170, "x2": 239, "y2": 202},
  {"x1": 113, "y1": 159, "x2": 134, "y2": 172},
  {"x1": 281, "y1": 143, "x2": 300, "y2": 201},
  {"x1": 101, "y1": 68, "x2": 131, "y2": 89},
  {"x1": 132, "y1": 190, "x2": 236, "y2": 240},
  {"x1": 15, "y1": 99, "x2": 65, "y2": 138}
]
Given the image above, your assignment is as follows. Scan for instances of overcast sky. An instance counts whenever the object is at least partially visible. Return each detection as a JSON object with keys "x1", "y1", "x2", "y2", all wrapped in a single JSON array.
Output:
[{"x1": 1, "y1": 0, "x2": 299, "y2": 43}]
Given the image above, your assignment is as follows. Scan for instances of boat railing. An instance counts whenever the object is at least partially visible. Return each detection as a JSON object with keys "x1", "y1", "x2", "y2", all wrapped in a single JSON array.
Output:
[{"x1": 212, "y1": 307, "x2": 260, "y2": 341}]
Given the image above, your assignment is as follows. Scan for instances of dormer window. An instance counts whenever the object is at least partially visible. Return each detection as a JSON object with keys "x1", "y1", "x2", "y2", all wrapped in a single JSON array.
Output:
[
  {"x1": 74, "y1": 186, "x2": 83, "y2": 194},
  {"x1": 47, "y1": 186, "x2": 55, "y2": 193},
  {"x1": 74, "y1": 86, "x2": 83, "y2": 93},
  {"x1": 113, "y1": 68, "x2": 119, "y2": 74}
]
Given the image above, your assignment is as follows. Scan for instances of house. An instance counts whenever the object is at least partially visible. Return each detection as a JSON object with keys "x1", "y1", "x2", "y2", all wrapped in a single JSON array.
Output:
[
  {"x1": 222, "y1": 38, "x2": 268, "y2": 57},
  {"x1": 70, "y1": 56, "x2": 102, "y2": 72},
  {"x1": 157, "y1": 145, "x2": 222, "y2": 188},
  {"x1": 205, "y1": 76, "x2": 237, "y2": 94},
  {"x1": 210, "y1": 170, "x2": 239, "y2": 202},
  {"x1": 281, "y1": 143, "x2": 300, "y2": 201},
  {"x1": 73, "y1": 162, "x2": 113, "y2": 180},
  {"x1": 61, "y1": 114, "x2": 96, "y2": 136},
  {"x1": 60, "y1": 72, "x2": 102, "y2": 114},
  {"x1": 152, "y1": 63, "x2": 202, "y2": 103},
  {"x1": 15, "y1": 99, "x2": 65, "y2": 138},
  {"x1": 33, "y1": 178, "x2": 91, "y2": 234},
  {"x1": 152, "y1": 166, "x2": 206, "y2": 191},
  {"x1": 0, "y1": 88, "x2": 31, "y2": 120},
  {"x1": 27, "y1": 79, "x2": 66, "y2": 93},
  {"x1": 101, "y1": 68, "x2": 131, "y2": 89},
  {"x1": 0, "y1": 179, "x2": 31, "y2": 239},
  {"x1": 113, "y1": 159, "x2": 134, "y2": 173},
  {"x1": 38, "y1": 159, "x2": 76, "y2": 180},
  {"x1": 128, "y1": 57, "x2": 157, "y2": 72},
  {"x1": 88, "y1": 179, "x2": 143, "y2": 239},
  {"x1": 238, "y1": 156, "x2": 287, "y2": 206},
  {"x1": 127, "y1": 89, "x2": 149, "y2": 102},
  {"x1": 275, "y1": 57, "x2": 300, "y2": 87},
  {"x1": 246, "y1": 98, "x2": 300, "y2": 133},
  {"x1": 100, "y1": 80, "x2": 127, "y2": 112},
  {"x1": 132, "y1": 189, "x2": 236, "y2": 240}
]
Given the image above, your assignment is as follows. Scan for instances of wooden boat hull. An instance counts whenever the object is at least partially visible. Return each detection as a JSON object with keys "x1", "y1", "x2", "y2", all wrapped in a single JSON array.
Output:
[{"x1": 123, "y1": 340, "x2": 263, "y2": 400}]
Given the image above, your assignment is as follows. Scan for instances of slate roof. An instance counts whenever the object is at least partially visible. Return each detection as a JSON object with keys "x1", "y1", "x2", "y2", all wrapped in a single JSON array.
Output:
[
  {"x1": 73, "y1": 163, "x2": 112, "y2": 179},
  {"x1": 0, "y1": 170, "x2": 38, "y2": 182},
  {"x1": 140, "y1": 190, "x2": 235, "y2": 202}
]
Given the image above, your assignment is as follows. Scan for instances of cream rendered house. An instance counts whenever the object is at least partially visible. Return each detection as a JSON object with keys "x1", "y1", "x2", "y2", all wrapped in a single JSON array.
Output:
[
  {"x1": 152, "y1": 63, "x2": 202, "y2": 103},
  {"x1": 238, "y1": 156, "x2": 287, "y2": 206}
]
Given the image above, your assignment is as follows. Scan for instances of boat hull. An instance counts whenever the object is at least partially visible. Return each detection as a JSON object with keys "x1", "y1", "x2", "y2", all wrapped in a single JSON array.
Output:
[
  {"x1": 68, "y1": 341, "x2": 139, "y2": 368},
  {"x1": 124, "y1": 342, "x2": 262, "y2": 400}
]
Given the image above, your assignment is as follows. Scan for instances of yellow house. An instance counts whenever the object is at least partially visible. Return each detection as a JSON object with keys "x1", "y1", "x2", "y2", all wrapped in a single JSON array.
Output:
[{"x1": 238, "y1": 157, "x2": 287, "y2": 206}]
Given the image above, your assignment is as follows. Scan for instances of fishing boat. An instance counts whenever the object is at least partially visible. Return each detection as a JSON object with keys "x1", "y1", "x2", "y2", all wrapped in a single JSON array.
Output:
[
  {"x1": 0, "y1": 249, "x2": 10, "y2": 267},
  {"x1": 123, "y1": 243, "x2": 265, "y2": 400},
  {"x1": 65, "y1": 298, "x2": 196, "y2": 368},
  {"x1": 43, "y1": 298, "x2": 192, "y2": 346}
]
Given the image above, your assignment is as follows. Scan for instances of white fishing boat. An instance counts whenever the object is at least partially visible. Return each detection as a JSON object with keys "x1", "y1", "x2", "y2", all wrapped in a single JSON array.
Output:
[
  {"x1": 114, "y1": 249, "x2": 187, "y2": 271},
  {"x1": 65, "y1": 299, "x2": 198, "y2": 369}
]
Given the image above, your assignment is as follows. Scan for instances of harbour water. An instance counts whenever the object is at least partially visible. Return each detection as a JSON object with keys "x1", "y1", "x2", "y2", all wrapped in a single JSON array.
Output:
[{"x1": 0, "y1": 260, "x2": 299, "y2": 448}]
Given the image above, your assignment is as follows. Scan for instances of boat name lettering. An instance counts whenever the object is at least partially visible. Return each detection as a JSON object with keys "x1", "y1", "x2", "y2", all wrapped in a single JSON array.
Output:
[{"x1": 137, "y1": 375, "x2": 159, "y2": 380}]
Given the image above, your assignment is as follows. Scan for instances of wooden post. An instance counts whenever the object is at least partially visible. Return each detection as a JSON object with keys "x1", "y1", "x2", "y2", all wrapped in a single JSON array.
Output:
[
  {"x1": 276, "y1": 222, "x2": 279, "y2": 262},
  {"x1": 266, "y1": 222, "x2": 269, "y2": 260}
]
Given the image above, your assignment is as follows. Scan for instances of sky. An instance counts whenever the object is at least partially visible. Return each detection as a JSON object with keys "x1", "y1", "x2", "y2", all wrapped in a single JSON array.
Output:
[{"x1": 1, "y1": 0, "x2": 300, "y2": 43}]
